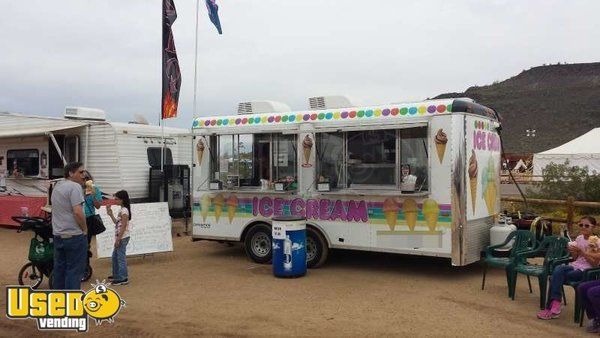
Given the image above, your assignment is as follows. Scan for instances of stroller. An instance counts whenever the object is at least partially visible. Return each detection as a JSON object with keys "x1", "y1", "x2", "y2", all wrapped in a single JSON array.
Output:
[
  {"x1": 13, "y1": 215, "x2": 93, "y2": 289},
  {"x1": 13, "y1": 216, "x2": 55, "y2": 289}
]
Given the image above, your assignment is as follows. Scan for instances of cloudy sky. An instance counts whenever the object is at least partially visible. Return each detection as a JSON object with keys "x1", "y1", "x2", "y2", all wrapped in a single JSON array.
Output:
[{"x1": 1, "y1": 0, "x2": 598, "y2": 128}]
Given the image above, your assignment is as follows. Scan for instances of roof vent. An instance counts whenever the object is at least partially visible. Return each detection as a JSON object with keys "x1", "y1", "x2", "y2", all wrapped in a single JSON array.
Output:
[
  {"x1": 237, "y1": 101, "x2": 291, "y2": 115},
  {"x1": 308, "y1": 95, "x2": 354, "y2": 110},
  {"x1": 64, "y1": 106, "x2": 107, "y2": 121}
]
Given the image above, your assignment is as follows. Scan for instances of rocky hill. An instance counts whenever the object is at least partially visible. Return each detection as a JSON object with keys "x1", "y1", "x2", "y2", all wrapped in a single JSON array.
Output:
[{"x1": 434, "y1": 62, "x2": 600, "y2": 154}]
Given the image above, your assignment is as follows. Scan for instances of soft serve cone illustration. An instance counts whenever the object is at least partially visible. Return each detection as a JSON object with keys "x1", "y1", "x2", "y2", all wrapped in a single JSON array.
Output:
[
  {"x1": 483, "y1": 157, "x2": 497, "y2": 215},
  {"x1": 200, "y1": 194, "x2": 211, "y2": 222},
  {"x1": 434, "y1": 129, "x2": 448, "y2": 164},
  {"x1": 226, "y1": 195, "x2": 238, "y2": 224},
  {"x1": 213, "y1": 194, "x2": 225, "y2": 222},
  {"x1": 196, "y1": 138, "x2": 205, "y2": 166},
  {"x1": 382, "y1": 197, "x2": 399, "y2": 231},
  {"x1": 302, "y1": 135, "x2": 313, "y2": 166},
  {"x1": 468, "y1": 150, "x2": 478, "y2": 214},
  {"x1": 422, "y1": 199, "x2": 440, "y2": 232},
  {"x1": 402, "y1": 199, "x2": 418, "y2": 231}
]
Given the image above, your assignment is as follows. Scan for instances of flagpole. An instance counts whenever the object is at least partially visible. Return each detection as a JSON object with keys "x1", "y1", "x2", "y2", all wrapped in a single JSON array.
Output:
[{"x1": 193, "y1": 0, "x2": 200, "y2": 119}]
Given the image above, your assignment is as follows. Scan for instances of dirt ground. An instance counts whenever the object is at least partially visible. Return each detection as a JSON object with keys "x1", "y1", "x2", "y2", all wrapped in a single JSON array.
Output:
[{"x1": 0, "y1": 223, "x2": 591, "y2": 337}]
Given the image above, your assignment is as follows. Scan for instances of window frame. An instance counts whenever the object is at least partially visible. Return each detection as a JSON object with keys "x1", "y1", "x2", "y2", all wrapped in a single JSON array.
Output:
[
  {"x1": 147, "y1": 147, "x2": 173, "y2": 167},
  {"x1": 315, "y1": 125, "x2": 430, "y2": 192},
  {"x1": 211, "y1": 133, "x2": 298, "y2": 189},
  {"x1": 7, "y1": 148, "x2": 40, "y2": 176}
]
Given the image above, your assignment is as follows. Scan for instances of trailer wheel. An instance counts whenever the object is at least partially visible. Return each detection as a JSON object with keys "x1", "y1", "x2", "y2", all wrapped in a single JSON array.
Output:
[
  {"x1": 244, "y1": 223, "x2": 272, "y2": 264},
  {"x1": 306, "y1": 227, "x2": 329, "y2": 268}
]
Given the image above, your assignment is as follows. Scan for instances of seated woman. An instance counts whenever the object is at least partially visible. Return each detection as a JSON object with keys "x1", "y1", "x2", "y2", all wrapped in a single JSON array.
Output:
[
  {"x1": 578, "y1": 279, "x2": 600, "y2": 332},
  {"x1": 537, "y1": 216, "x2": 599, "y2": 320}
]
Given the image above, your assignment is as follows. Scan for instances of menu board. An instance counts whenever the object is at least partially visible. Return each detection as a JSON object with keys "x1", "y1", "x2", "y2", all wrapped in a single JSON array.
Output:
[{"x1": 95, "y1": 202, "x2": 173, "y2": 258}]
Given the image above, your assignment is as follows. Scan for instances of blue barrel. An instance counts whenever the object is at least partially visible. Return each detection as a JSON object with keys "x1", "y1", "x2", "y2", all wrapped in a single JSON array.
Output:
[{"x1": 272, "y1": 216, "x2": 306, "y2": 278}]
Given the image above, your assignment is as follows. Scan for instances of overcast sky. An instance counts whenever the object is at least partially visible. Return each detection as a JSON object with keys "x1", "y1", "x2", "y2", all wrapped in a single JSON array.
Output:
[{"x1": 1, "y1": 0, "x2": 598, "y2": 128}]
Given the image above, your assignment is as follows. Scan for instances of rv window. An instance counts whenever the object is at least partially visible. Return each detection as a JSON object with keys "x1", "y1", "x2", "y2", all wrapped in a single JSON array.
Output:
[
  {"x1": 7, "y1": 149, "x2": 39, "y2": 176},
  {"x1": 147, "y1": 147, "x2": 173, "y2": 167},
  {"x1": 347, "y1": 130, "x2": 396, "y2": 186},
  {"x1": 400, "y1": 127, "x2": 428, "y2": 191}
]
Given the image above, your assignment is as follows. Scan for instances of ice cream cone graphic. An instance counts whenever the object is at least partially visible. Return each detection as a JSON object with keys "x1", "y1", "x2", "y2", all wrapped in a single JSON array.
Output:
[
  {"x1": 468, "y1": 150, "x2": 478, "y2": 214},
  {"x1": 382, "y1": 198, "x2": 399, "y2": 231},
  {"x1": 422, "y1": 199, "x2": 440, "y2": 232},
  {"x1": 226, "y1": 195, "x2": 238, "y2": 224},
  {"x1": 302, "y1": 135, "x2": 313, "y2": 167},
  {"x1": 485, "y1": 183, "x2": 496, "y2": 215},
  {"x1": 196, "y1": 138, "x2": 205, "y2": 166},
  {"x1": 434, "y1": 129, "x2": 448, "y2": 164},
  {"x1": 200, "y1": 194, "x2": 211, "y2": 222},
  {"x1": 402, "y1": 199, "x2": 418, "y2": 231},
  {"x1": 213, "y1": 194, "x2": 225, "y2": 222}
]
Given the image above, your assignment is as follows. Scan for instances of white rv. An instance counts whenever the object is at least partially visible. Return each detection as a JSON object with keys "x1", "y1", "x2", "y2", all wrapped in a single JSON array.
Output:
[
  {"x1": 0, "y1": 108, "x2": 192, "y2": 201},
  {"x1": 191, "y1": 97, "x2": 502, "y2": 266}
]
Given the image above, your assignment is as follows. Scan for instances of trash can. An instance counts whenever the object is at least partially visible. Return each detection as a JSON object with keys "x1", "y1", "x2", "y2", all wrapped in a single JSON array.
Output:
[{"x1": 272, "y1": 216, "x2": 306, "y2": 278}]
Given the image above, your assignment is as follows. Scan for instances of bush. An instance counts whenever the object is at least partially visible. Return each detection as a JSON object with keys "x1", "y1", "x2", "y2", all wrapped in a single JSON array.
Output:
[{"x1": 530, "y1": 161, "x2": 600, "y2": 214}]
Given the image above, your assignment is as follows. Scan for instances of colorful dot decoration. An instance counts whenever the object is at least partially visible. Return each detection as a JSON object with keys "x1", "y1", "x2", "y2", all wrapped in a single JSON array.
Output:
[{"x1": 193, "y1": 103, "x2": 454, "y2": 128}]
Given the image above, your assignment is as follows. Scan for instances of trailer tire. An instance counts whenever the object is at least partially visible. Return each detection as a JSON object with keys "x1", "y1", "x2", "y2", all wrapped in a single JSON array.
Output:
[
  {"x1": 306, "y1": 227, "x2": 329, "y2": 268},
  {"x1": 244, "y1": 223, "x2": 272, "y2": 264}
]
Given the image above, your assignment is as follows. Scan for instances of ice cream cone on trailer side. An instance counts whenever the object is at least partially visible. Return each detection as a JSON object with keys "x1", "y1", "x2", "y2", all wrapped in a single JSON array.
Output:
[
  {"x1": 302, "y1": 135, "x2": 313, "y2": 165},
  {"x1": 226, "y1": 195, "x2": 239, "y2": 224},
  {"x1": 485, "y1": 182, "x2": 497, "y2": 215},
  {"x1": 382, "y1": 198, "x2": 399, "y2": 231},
  {"x1": 434, "y1": 129, "x2": 448, "y2": 164},
  {"x1": 468, "y1": 150, "x2": 478, "y2": 214},
  {"x1": 213, "y1": 194, "x2": 225, "y2": 222},
  {"x1": 402, "y1": 199, "x2": 418, "y2": 231},
  {"x1": 422, "y1": 199, "x2": 440, "y2": 232},
  {"x1": 200, "y1": 194, "x2": 211, "y2": 222},
  {"x1": 196, "y1": 138, "x2": 205, "y2": 166}
]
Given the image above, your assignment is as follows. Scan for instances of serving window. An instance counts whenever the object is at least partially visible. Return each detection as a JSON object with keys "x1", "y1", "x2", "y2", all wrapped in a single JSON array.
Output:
[
  {"x1": 316, "y1": 126, "x2": 429, "y2": 191},
  {"x1": 211, "y1": 133, "x2": 297, "y2": 188}
]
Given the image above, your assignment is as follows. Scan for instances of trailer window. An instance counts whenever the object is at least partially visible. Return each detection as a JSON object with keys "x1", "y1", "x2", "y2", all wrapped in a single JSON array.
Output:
[
  {"x1": 147, "y1": 147, "x2": 173, "y2": 167},
  {"x1": 7, "y1": 149, "x2": 39, "y2": 176},
  {"x1": 400, "y1": 127, "x2": 428, "y2": 191},
  {"x1": 214, "y1": 133, "x2": 297, "y2": 188},
  {"x1": 273, "y1": 134, "x2": 297, "y2": 183},
  {"x1": 347, "y1": 130, "x2": 396, "y2": 187},
  {"x1": 316, "y1": 132, "x2": 344, "y2": 189}
]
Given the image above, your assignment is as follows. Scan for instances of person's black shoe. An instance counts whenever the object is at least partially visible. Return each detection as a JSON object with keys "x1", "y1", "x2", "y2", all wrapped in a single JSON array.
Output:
[{"x1": 112, "y1": 279, "x2": 129, "y2": 285}]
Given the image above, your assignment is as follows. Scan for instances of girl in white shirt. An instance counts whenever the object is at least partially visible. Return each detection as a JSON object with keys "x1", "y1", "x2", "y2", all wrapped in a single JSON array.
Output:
[{"x1": 106, "y1": 190, "x2": 132, "y2": 285}]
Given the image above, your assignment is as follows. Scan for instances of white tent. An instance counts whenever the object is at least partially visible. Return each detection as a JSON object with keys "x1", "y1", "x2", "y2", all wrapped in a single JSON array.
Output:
[{"x1": 533, "y1": 128, "x2": 600, "y2": 176}]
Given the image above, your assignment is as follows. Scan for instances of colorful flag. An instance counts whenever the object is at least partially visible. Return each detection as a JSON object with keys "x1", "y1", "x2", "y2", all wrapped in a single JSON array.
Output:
[
  {"x1": 205, "y1": 0, "x2": 223, "y2": 34},
  {"x1": 162, "y1": 0, "x2": 181, "y2": 119}
]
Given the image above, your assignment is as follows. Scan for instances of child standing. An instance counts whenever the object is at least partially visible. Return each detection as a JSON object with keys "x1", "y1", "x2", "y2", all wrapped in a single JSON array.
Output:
[{"x1": 106, "y1": 190, "x2": 132, "y2": 285}]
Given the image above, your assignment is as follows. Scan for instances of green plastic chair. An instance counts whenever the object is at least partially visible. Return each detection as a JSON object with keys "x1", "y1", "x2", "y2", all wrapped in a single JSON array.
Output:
[
  {"x1": 481, "y1": 230, "x2": 537, "y2": 297},
  {"x1": 509, "y1": 236, "x2": 570, "y2": 309}
]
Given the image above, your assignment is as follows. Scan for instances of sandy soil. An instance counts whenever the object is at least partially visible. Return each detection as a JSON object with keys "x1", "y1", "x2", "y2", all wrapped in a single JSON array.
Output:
[{"x1": 0, "y1": 224, "x2": 590, "y2": 337}]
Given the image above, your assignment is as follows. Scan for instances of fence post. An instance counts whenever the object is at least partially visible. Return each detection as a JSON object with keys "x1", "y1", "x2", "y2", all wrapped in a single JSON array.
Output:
[{"x1": 566, "y1": 196, "x2": 575, "y2": 234}]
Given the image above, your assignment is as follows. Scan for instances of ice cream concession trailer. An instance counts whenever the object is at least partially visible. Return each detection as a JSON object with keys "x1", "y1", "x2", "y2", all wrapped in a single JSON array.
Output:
[{"x1": 191, "y1": 97, "x2": 501, "y2": 266}]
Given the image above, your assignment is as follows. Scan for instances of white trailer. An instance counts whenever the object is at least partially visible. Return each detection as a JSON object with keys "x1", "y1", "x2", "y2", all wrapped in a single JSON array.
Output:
[
  {"x1": 0, "y1": 109, "x2": 191, "y2": 201},
  {"x1": 191, "y1": 98, "x2": 501, "y2": 266}
]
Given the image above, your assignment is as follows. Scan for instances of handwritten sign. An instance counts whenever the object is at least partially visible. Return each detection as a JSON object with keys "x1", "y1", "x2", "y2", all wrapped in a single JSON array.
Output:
[{"x1": 95, "y1": 202, "x2": 173, "y2": 258}]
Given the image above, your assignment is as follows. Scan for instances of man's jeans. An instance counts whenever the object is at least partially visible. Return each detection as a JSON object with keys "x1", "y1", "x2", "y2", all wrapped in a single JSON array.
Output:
[
  {"x1": 112, "y1": 237, "x2": 130, "y2": 281},
  {"x1": 53, "y1": 234, "x2": 88, "y2": 290}
]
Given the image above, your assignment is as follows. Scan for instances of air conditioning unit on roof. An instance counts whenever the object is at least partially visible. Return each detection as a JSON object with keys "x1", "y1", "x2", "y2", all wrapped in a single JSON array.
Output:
[
  {"x1": 64, "y1": 106, "x2": 107, "y2": 121},
  {"x1": 308, "y1": 95, "x2": 354, "y2": 110},
  {"x1": 237, "y1": 101, "x2": 291, "y2": 115}
]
